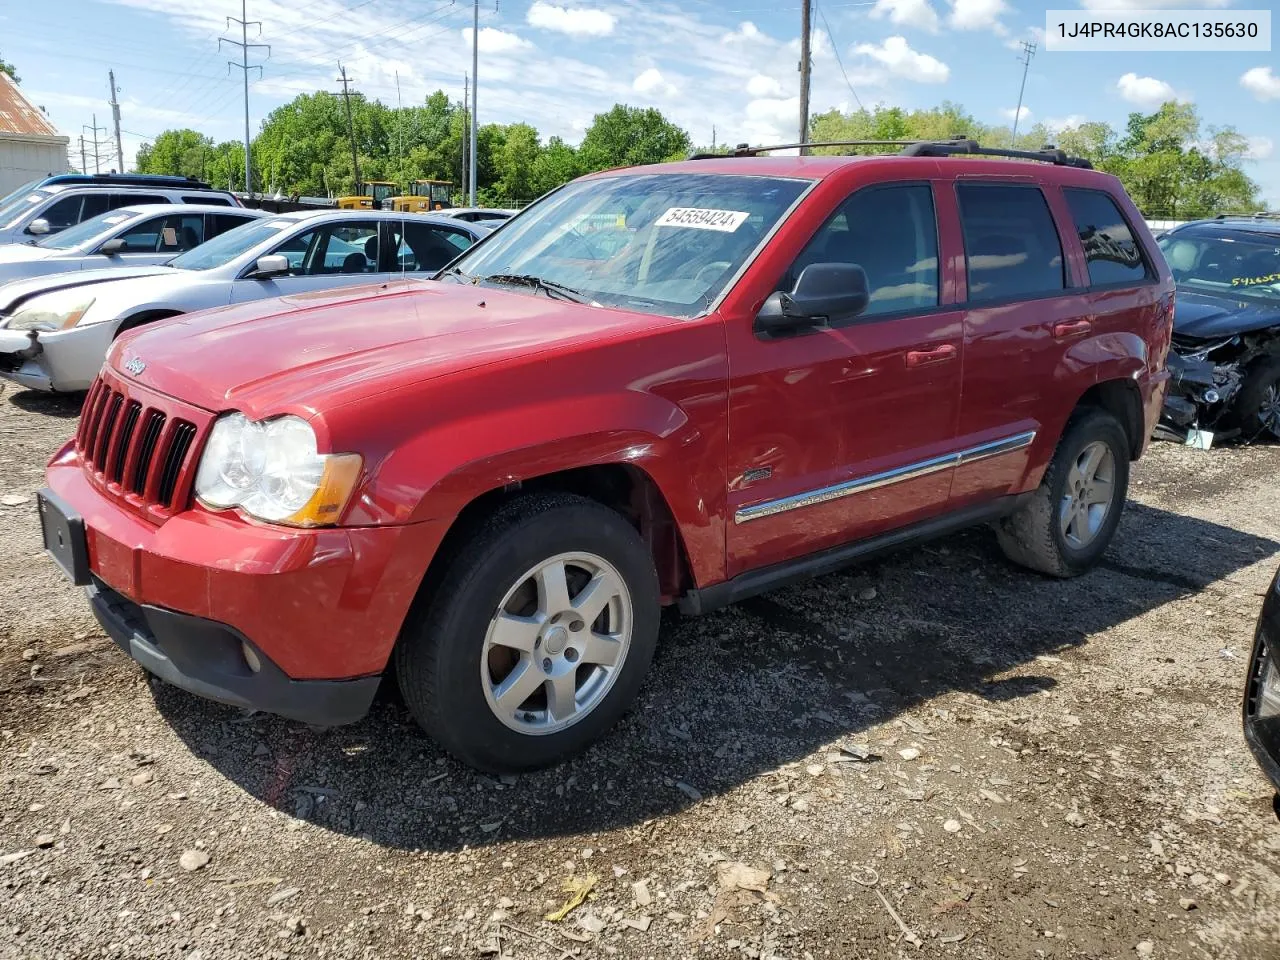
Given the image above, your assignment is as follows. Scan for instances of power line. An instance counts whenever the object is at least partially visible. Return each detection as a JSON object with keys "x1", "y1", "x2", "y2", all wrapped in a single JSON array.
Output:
[
  {"x1": 220, "y1": 0, "x2": 270, "y2": 193},
  {"x1": 816, "y1": 0, "x2": 863, "y2": 111}
]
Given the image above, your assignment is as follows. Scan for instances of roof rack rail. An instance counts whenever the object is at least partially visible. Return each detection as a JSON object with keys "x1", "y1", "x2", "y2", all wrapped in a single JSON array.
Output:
[
  {"x1": 900, "y1": 138, "x2": 1093, "y2": 168},
  {"x1": 689, "y1": 137, "x2": 1093, "y2": 168},
  {"x1": 1214, "y1": 211, "x2": 1280, "y2": 220},
  {"x1": 41, "y1": 172, "x2": 215, "y2": 189},
  {"x1": 690, "y1": 140, "x2": 916, "y2": 159}
]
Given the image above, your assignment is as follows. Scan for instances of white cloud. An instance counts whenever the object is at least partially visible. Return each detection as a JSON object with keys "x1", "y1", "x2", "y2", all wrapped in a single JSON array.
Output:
[
  {"x1": 1045, "y1": 114, "x2": 1088, "y2": 132},
  {"x1": 1116, "y1": 72, "x2": 1176, "y2": 107},
  {"x1": 869, "y1": 0, "x2": 939, "y2": 32},
  {"x1": 948, "y1": 0, "x2": 1009, "y2": 32},
  {"x1": 1080, "y1": 0, "x2": 1228, "y2": 7},
  {"x1": 853, "y1": 36, "x2": 950, "y2": 83},
  {"x1": 526, "y1": 2, "x2": 616, "y2": 38},
  {"x1": 1246, "y1": 136, "x2": 1275, "y2": 161},
  {"x1": 746, "y1": 74, "x2": 783, "y2": 98},
  {"x1": 1001, "y1": 106, "x2": 1031, "y2": 123},
  {"x1": 461, "y1": 27, "x2": 532, "y2": 54},
  {"x1": 633, "y1": 67, "x2": 677, "y2": 98},
  {"x1": 723, "y1": 21, "x2": 766, "y2": 43},
  {"x1": 1241, "y1": 66, "x2": 1280, "y2": 102}
]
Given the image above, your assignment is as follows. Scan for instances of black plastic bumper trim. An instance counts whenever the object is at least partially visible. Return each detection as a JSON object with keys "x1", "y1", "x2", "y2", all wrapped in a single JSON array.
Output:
[{"x1": 88, "y1": 578, "x2": 380, "y2": 727}]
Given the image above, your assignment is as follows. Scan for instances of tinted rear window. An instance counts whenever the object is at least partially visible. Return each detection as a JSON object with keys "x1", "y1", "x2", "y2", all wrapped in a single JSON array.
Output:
[
  {"x1": 186, "y1": 195, "x2": 231, "y2": 206},
  {"x1": 1064, "y1": 188, "x2": 1149, "y2": 286},
  {"x1": 957, "y1": 184, "x2": 1066, "y2": 302}
]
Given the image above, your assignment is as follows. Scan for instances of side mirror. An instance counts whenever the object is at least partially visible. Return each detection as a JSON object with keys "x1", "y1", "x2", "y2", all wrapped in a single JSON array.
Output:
[
  {"x1": 755, "y1": 262, "x2": 870, "y2": 335},
  {"x1": 98, "y1": 238, "x2": 126, "y2": 255},
  {"x1": 251, "y1": 254, "x2": 289, "y2": 278},
  {"x1": 25, "y1": 218, "x2": 51, "y2": 236}
]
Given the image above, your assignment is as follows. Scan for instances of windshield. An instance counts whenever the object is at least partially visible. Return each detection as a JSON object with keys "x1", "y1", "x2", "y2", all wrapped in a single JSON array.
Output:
[
  {"x1": 1160, "y1": 230, "x2": 1280, "y2": 302},
  {"x1": 0, "y1": 178, "x2": 41, "y2": 209},
  {"x1": 0, "y1": 190, "x2": 51, "y2": 230},
  {"x1": 167, "y1": 217, "x2": 292, "y2": 271},
  {"x1": 36, "y1": 210, "x2": 134, "y2": 250},
  {"x1": 445, "y1": 173, "x2": 810, "y2": 317}
]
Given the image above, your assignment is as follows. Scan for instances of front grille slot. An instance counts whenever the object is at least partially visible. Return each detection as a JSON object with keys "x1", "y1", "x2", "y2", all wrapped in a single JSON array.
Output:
[
  {"x1": 131, "y1": 411, "x2": 167, "y2": 496},
  {"x1": 108, "y1": 401, "x2": 142, "y2": 485},
  {"x1": 93, "y1": 393, "x2": 123, "y2": 470},
  {"x1": 157, "y1": 421, "x2": 197, "y2": 508}
]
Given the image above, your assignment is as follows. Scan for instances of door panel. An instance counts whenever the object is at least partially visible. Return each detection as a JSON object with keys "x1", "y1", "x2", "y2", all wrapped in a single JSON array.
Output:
[
  {"x1": 229, "y1": 220, "x2": 390, "y2": 303},
  {"x1": 948, "y1": 181, "x2": 1093, "y2": 506},
  {"x1": 726, "y1": 182, "x2": 963, "y2": 577}
]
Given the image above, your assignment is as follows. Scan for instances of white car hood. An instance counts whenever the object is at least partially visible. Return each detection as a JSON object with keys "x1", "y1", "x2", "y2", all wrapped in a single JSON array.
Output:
[
  {"x1": 0, "y1": 243, "x2": 55, "y2": 263},
  {"x1": 0, "y1": 265, "x2": 176, "y2": 313}
]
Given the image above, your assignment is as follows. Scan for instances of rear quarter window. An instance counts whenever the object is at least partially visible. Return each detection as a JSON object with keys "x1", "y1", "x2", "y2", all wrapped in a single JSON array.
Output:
[
  {"x1": 957, "y1": 183, "x2": 1066, "y2": 303},
  {"x1": 1063, "y1": 188, "x2": 1150, "y2": 287}
]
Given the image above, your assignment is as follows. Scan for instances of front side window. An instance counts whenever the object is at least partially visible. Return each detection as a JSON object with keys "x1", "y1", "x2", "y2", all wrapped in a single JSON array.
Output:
[
  {"x1": 36, "y1": 210, "x2": 133, "y2": 251},
  {"x1": 118, "y1": 214, "x2": 170, "y2": 252},
  {"x1": 445, "y1": 173, "x2": 810, "y2": 318},
  {"x1": 958, "y1": 184, "x2": 1066, "y2": 302},
  {"x1": 168, "y1": 218, "x2": 294, "y2": 272},
  {"x1": 41, "y1": 195, "x2": 84, "y2": 230},
  {"x1": 1064, "y1": 188, "x2": 1148, "y2": 286},
  {"x1": 159, "y1": 214, "x2": 206, "y2": 252},
  {"x1": 266, "y1": 221, "x2": 381, "y2": 276},
  {"x1": 1159, "y1": 229, "x2": 1280, "y2": 302},
  {"x1": 778, "y1": 184, "x2": 939, "y2": 318}
]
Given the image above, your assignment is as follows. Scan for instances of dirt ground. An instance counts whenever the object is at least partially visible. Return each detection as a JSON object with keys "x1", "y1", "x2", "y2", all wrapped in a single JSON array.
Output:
[{"x1": 2, "y1": 385, "x2": 1279, "y2": 960}]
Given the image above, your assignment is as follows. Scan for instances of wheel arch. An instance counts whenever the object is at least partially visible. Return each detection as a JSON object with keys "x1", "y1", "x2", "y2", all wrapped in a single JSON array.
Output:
[
  {"x1": 114, "y1": 308, "x2": 185, "y2": 338},
  {"x1": 1076, "y1": 377, "x2": 1144, "y2": 460}
]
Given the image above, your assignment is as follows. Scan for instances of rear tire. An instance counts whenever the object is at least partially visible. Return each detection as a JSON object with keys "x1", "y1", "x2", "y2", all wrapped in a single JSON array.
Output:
[
  {"x1": 996, "y1": 409, "x2": 1129, "y2": 577},
  {"x1": 394, "y1": 493, "x2": 660, "y2": 773}
]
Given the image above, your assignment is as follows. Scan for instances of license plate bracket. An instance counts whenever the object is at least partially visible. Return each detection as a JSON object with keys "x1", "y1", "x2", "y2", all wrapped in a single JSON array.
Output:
[{"x1": 37, "y1": 488, "x2": 90, "y2": 586}]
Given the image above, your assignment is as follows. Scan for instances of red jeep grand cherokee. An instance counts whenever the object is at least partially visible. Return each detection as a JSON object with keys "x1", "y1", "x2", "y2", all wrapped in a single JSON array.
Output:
[{"x1": 39, "y1": 142, "x2": 1173, "y2": 772}]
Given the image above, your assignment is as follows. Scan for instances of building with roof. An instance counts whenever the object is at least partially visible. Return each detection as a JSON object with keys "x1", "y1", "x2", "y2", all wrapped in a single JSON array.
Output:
[{"x1": 0, "y1": 72, "x2": 70, "y2": 195}]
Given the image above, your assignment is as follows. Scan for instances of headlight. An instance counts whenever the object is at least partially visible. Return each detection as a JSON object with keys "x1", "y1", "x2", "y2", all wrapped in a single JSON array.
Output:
[
  {"x1": 194, "y1": 412, "x2": 362, "y2": 527},
  {"x1": 6, "y1": 289, "x2": 95, "y2": 332}
]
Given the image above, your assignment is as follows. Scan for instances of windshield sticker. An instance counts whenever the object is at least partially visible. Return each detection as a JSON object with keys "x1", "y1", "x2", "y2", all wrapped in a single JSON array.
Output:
[
  {"x1": 103, "y1": 215, "x2": 128, "y2": 225},
  {"x1": 655, "y1": 207, "x2": 750, "y2": 232},
  {"x1": 1232, "y1": 272, "x2": 1280, "y2": 287}
]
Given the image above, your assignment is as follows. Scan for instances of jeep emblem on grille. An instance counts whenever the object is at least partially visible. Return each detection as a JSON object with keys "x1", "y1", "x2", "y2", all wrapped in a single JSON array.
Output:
[{"x1": 124, "y1": 357, "x2": 146, "y2": 376}]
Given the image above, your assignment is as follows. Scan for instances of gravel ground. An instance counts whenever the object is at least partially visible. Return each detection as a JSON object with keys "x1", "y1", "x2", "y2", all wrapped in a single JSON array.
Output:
[{"x1": 2, "y1": 385, "x2": 1279, "y2": 960}]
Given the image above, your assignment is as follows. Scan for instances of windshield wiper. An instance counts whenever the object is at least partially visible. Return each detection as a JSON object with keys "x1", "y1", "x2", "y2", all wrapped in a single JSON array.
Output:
[{"x1": 480, "y1": 273, "x2": 591, "y2": 304}]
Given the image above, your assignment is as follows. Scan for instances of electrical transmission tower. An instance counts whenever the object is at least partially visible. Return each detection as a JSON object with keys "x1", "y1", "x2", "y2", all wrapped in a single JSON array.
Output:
[
  {"x1": 335, "y1": 64, "x2": 361, "y2": 195},
  {"x1": 82, "y1": 115, "x2": 107, "y2": 174},
  {"x1": 220, "y1": 0, "x2": 269, "y2": 194},
  {"x1": 1013, "y1": 40, "x2": 1036, "y2": 142}
]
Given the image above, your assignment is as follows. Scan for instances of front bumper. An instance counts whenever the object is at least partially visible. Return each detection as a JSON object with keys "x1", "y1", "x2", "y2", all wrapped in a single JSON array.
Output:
[
  {"x1": 89, "y1": 576, "x2": 381, "y2": 725},
  {"x1": 44, "y1": 444, "x2": 448, "y2": 722},
  {"x1": 0, "y1": 324, "x2": 112, "y2": 392},
  {"x1": 1243, "y1": 572, "x2": 1280, "y2": 792}
]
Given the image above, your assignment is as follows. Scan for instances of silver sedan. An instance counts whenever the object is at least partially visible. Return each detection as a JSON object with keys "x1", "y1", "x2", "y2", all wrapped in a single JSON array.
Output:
[
  {"x1": 0, "y1": 209, "x2": 491, "y2": 392},
  {"x1": 0, "y1": 205, "x2": 266, "y2": 284}
]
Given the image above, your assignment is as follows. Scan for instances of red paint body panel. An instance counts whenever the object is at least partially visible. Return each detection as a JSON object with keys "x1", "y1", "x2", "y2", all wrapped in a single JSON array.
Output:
[{"x1": 51, "y1": 154, "x2": 1173, "y2": 686}]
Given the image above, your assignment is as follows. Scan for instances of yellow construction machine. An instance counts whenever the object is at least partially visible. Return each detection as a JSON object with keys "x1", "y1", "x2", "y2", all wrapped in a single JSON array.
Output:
[{"x1": 336, "y1": 181, "x2": 398, "y2": 210}]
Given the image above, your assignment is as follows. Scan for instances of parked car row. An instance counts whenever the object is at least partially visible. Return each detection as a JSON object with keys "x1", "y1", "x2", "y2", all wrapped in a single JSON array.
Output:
[{"x1": 8, "y1": 145, "x2": 1280, "y2": 797}]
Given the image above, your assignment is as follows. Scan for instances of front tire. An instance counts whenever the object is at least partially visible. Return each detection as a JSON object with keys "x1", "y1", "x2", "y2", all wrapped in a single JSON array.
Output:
[
  {"x1": 1233, "y1": 355, "x2": 1280, "y2": 441},
  {"x1": 996, "y1": 409, "x2": 1130, "y2": 577},
  {"x1": 395, "y1": 493, "x2": 660, "y2": 772}
]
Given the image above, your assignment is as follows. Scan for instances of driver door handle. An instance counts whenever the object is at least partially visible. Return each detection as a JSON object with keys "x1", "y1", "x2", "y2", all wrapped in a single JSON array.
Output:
[{"x1": 906, "y1": 344, "x2": 957, "y2": 368}]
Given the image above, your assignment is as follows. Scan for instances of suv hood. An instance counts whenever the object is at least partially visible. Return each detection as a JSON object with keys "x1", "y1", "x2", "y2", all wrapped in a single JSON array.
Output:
[
  {"x1": 111, "y1": 280, "x2": 679, "y2": 417},
  {"x1": 1173, "y1": 287, "x2": 1280, "y2": 340},
  {"x1": 0, "y1": 265, "x2": 175, "y2": 313}
]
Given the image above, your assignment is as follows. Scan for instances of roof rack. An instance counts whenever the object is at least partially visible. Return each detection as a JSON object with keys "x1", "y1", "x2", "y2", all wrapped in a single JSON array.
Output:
[
  {"x1": 42, "y1": 172, "x2": 214, "y2": 189},
  {"x1": 690, "y1": 137, "x2": 1093, "y2": 169},
  {"x1": 1214, "y1": 211, "x2": 1280, "y2": 220}
]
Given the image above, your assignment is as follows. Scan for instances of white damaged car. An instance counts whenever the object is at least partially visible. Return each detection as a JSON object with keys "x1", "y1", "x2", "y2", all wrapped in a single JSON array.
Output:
[
  {"x1": 0, "y1": 204, "x2": 265, "y2": 284},
  {"x1": 0, "y1": 209, "x2": 491, "y2": 392}
]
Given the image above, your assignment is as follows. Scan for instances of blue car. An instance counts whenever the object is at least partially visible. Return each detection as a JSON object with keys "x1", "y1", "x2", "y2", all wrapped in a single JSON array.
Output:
[{"x1": 1157, "y1": 215, "x2": 1280, "y2": 443}]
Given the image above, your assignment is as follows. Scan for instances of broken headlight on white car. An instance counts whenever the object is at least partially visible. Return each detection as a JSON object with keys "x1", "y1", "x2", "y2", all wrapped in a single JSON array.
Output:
[{"x1": 4, "y1": 289, "x2": 96, "y2": 332}]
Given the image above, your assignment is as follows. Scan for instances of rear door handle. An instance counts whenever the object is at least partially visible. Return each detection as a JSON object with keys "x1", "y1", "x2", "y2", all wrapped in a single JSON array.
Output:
[
  {"x1": 1053, "y1": 318, "x2": 1092, "y2": 339},
  {"x1": 906, "y1": 344, "x2": 957, "y2": 367}
]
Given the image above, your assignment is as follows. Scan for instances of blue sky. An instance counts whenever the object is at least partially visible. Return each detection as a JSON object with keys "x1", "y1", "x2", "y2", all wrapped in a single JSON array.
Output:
[{"x1": 5, "y1": 0, "x2": 1279, "y2": 201}]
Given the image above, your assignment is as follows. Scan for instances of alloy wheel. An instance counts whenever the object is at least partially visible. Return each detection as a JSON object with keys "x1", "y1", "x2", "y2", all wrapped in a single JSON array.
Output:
[{"x1": 1058, "y1": 440, "x2": 1116, "y2": 549}]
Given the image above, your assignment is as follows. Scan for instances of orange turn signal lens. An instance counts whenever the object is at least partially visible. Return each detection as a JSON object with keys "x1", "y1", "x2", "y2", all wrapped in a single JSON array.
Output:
[{"x1": 280, "y1": 453, "x2": 364, "y2": 527}]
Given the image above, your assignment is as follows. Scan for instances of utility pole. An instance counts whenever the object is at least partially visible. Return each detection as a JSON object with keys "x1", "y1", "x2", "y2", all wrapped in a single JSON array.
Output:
[
  {"x1": 220, "y1": 0, "x2": 269, "y2": 195},
  {"x1": 798, "y1": 0, "x2": 812, "y2": 155},
  {"x1": 1013, "y1": 40, "x2": 1036, "y2": 143},
  {"x1": 468, "y1": 72, "x2": 473, "y2": 193},
  {"x1": 469, "y1": 0, "x2": 479, "y2": 206},
  {"x1": 79, "y1": 135, "x2": 87, "y2": 175},
  {"x1": 82, "y1": 116, "x2": 107, "y2": 174},
  {"x1": 711, "y1": 124, "x2": 716, "y2": 152},
  {"x1": 336, "y1": 64, "x2": 361, "y2": 195},
  {"x1": 108, "y1": 70, "x2": 125, "y2": 172}
]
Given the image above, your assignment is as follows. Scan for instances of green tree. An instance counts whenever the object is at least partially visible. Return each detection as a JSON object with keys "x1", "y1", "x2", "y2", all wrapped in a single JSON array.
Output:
[
  {"x1": 579, "y1": 105, "x2": 691, "y2": 169},
  {"x1": 134, "y1": 129, "x2": 216, "y2": 180},
  {"x1": 529, "y1": 136, "x2": 583, "y2": 196},
  {"x1": 0, "y1": 52, "x2": 18, "y2": 84}
]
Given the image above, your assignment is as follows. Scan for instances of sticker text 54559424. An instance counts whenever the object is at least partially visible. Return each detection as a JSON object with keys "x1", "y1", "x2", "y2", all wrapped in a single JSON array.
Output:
[{"x1": 655, "y1": 207, "x2": 750, "y2": 232}]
